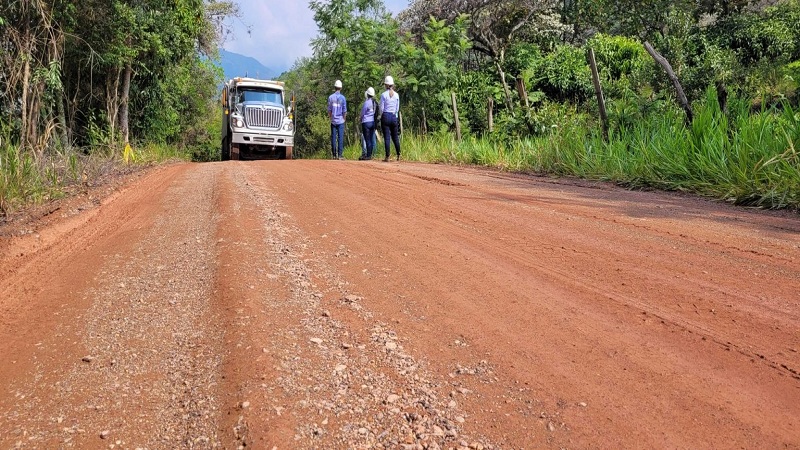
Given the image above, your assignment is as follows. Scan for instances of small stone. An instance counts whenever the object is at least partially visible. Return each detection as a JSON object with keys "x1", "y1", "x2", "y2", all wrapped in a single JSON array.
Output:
[
  {"x1": 344, "y1": 295, "x2": 360, "y2": 303},
  {"x1": 386, "y1": 394, "x2": 401, "y2": 404},
  {"x1": 241, "y1": 401, "x2": 250, "y2": 409},
  {"x1": 578, "y1": 402, "x2": 588, "y2": 407},
  {"x1": 448, "y1": 400, "x2": 457, "y2": 408},
  {"x1": 100, "y1": 430, "x2": 110, "y2": 439},
  {"x1": 547, "y1": 421, "x2": 555, "y2": 432},
  {"x1": 358, "y1": 427, "x2": 368, "y2": 435},
  {"x1": 322, "y1": 310, "x2": 331, "y2": 317},
  {"x1": 310, "y1": 338, "x2": 323, "y2": 345},
  {"x1": 385, "y1": 342, "x2": 398, "y2": 351},
  {"x1": 81, "y1": 356, "x2": 95, "y2": 363},
  {"x1": 431, "y1": 425, "x2": 444, "y2": 437},
  {"x1": 334, "y1": 364, "x2": 346, "y2": 372},
  {"x1": 455, "y1": 416, "x2": 465, "y2": 423},
  {"x1": 342, "y1": 343, "x2": 352, "y2": 349}
]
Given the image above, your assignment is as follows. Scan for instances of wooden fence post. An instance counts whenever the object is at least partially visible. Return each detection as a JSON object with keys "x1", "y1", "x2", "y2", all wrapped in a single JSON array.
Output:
[
  {"x1": 587, "y1": 48, "x2": 609, "y2": 141},
  {"x1": 644, "y1": 41, "x2": 693, "y2": 125},
  {"x1": 452, "y1": 92, "x2": 462, "y2": 142},
  {"x1": 422, "y1": 108, "x2": 428, "y2": 136},
  {"x1": 487, "y1": 97, "x2": 494, "y2": 133},
  {"x1": 516, "y1": 78, "x2": 529, "y2": 109}
]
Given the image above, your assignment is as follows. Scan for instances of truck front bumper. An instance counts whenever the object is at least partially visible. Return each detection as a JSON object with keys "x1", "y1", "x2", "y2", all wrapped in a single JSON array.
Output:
[{"x1": 232, "y1": 131, "x2": 294, "y2": 147}]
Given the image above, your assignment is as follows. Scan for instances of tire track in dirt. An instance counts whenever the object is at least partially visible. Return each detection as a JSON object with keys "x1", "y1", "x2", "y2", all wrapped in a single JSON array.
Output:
[
  {"x1": 252, "y1": 160, "x2": 800, "y2": 448},
  {"x1": 0, "y1": 164, "x2": 224, "y2": 448},
  {"x1": 1, "y1": 160, "x2": 798, "y2": 449},
  {"x1": 212, "y1": 161, "x2": 496, "y2": 449}
]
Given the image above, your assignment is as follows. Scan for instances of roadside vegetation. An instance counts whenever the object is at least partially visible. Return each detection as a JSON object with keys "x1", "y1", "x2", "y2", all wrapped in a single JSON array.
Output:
[
  {"x1": 3, "y1": 1, "x2": 799, "y2": 213},
  {"x1": 285, "y1": 0, "x2": 800, "y2": 210},
  {"x1": 0, "y1": 1, "x2": 236, "y2": 215}
]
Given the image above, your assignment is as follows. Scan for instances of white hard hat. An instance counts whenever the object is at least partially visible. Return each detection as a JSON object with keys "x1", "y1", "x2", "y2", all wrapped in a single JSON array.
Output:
[
  {"x1": 383, "y1": 75, "x2": 394, "y2": 86},
  {"x1": 334, "y1": 79, "x2": 343, "y2": 88},
  {"x1": 366, "y1": 87, "x2": 375, "y2": 97}
]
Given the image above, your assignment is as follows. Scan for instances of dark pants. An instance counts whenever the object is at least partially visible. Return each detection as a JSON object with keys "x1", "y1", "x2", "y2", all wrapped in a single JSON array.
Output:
[
  {"x1": 361, "y1": 121, "x2": 376, "y2": 159},
  {"x1": 381, "y1": 112, "x2": 400, "y2": 159},
  {"x1": 330, "y1": 123, "x2": 345, "y2": 158}
]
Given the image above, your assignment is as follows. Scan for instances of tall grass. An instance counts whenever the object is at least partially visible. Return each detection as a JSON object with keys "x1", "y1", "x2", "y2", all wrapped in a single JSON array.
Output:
[
  {"x1": 389, "y1": 89, "x2": 800, "y2": 210},
  {"x1": 1, "y1": 142, "x2": 191, "y2": 216}
]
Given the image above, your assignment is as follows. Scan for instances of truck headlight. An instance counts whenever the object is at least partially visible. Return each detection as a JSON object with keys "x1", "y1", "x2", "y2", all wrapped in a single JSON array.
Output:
[
  {"x1": 232, "y1": 117, "x2": 244, "y2": 128},
  {"x1": 282, "y1": 122, "x2": 294, "y2": 132}
]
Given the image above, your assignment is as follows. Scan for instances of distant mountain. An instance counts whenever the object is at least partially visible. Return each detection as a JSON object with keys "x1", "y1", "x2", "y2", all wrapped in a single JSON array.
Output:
[{"x1": 216, "y1": 49, "x2": 281, "y2": 81}]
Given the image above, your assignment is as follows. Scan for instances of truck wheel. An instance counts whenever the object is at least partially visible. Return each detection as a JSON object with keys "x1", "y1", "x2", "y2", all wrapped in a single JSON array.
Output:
[
  {"x1": 284, "y1": 146, "x2": 293, "y2": 160},
  {"x1": 221, "y1": 135, "x2": 231, "y2": 161},
  {"x1": 231, "y1": 144, "x2": 240, "y2": 160}
]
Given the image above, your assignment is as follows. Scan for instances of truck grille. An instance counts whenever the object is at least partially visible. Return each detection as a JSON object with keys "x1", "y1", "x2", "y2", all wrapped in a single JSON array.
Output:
[{"x1": 245, "y1": 106, "x2": 282, "y2": 129}]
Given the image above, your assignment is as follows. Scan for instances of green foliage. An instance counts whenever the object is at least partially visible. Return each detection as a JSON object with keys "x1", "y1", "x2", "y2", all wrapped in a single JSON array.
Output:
[
  {"x1": 455, "y1": 69, "x2": 503, "y2": 135},
  {"x1": 402, "y1": 16, "x2": 472, "y2": 133},
  {"x1": 526, "y1": 44, "x2": 593, "y2": 103},
  {"x1": 586, "y1": 34, "x2": 648, "y2": 82},
  {"x1": 713, "y1": 1, "x2": 800, "y2": 65},
  {"x1": 401, "y1": 87, "x2": 800, "y2": 209}
]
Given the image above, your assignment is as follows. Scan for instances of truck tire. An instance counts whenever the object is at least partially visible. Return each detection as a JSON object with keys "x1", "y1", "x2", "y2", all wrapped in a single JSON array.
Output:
[
  {"x1": 221, "y1": 135, "x2": 231, "y2": 161},
  {"x1": 231, "y1": 144, "x2": 240, "y2": 160},
  {"x1": 284, "y1": 146, "x2": 293, "y2": 160}
]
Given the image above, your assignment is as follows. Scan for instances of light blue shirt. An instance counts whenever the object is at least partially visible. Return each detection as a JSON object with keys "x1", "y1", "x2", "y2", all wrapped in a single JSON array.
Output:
[
  {"x1": 361, "y1": 98, "x2": 376, "y2": 123},
  {"x1": 380, "y1": 89, "x2": 400, "y2": 115},
  {"x1": 328, "y1": 91, "x2": 347, "y2": 125}
]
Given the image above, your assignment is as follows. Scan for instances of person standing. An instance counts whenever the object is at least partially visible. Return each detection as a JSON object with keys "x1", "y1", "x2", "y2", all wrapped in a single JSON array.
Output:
[
  {"x1": 380, "y1": 76, "x2": 401, "y2": 162},
  {"x1": 359, "y1": 87, "x2": 378, "y2": 160},
  {"x1": 328, "y1": 80, "x2": 347, "y2": 160}
]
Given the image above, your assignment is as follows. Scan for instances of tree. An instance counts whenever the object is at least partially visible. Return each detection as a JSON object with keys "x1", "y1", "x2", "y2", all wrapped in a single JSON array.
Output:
[{"x1": 399, "y1": 0, "x2": 563, "y2": 110}]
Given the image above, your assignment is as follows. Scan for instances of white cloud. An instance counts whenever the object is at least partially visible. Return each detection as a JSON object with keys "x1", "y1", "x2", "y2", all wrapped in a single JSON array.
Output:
[{"x1": 222, "y1": 0, "x2": 409, "y2": 73}]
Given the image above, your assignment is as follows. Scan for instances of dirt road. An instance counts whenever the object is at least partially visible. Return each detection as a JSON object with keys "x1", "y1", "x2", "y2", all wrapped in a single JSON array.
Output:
[{"x1": 1, "y1": 160, "x2": 798, "y2": 449}]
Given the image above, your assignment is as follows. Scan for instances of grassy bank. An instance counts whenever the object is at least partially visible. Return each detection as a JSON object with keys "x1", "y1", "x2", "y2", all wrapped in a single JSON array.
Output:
[
  {"x1": 335, "y1": 91, "x2": 799, "y2": 210},
  {"x1": 0, "y1": 143, "x2": 190, "y2": 216}
]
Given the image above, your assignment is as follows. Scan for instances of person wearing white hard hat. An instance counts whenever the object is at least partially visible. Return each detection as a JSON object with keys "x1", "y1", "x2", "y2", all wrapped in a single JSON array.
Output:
[
  {"x1": 358, "y1": 87, "x2": 379, "y2": 160},
  {"x1": 380, "y1": 75, "x2": 401, "y2": 161},
  {"x1": 328, "y1": 79, "x2": 347, "y2": 159}
]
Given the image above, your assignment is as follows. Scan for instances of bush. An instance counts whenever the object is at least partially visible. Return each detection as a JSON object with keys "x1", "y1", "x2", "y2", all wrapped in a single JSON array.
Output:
[
  {"x1": 713, "y1": 1, "x2": 800, "y2": 65},
  {"x1": 528, "y1": 44, "x2": 594, "y2": 103}
]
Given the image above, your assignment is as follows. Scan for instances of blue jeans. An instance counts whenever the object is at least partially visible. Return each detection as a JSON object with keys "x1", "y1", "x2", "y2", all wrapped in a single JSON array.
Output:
[
  {"x1": 361, "y1": 121, "x2": 376, "y2": 159},
  {"x1": 381, "y1": 113, "x2": 400, "y2": 159},
  {"x1": 330, "y1": 123, "x2": 345, "y2": 158}
]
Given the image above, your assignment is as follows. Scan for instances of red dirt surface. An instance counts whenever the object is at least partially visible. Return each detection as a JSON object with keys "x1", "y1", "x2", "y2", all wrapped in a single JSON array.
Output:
[{"x1": 1, "y1": 160, "x2": 798, "y2": 449}]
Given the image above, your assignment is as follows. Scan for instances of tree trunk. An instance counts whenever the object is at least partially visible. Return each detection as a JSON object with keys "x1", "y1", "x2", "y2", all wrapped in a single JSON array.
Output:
[
  {"x1": 106, "y1": 67, "x2": 122, "y2": 145},
  {"x1": 716, "y1": 80, "x2": 728, "y2": 114},
  {"x1": 487, "y1": 97, "x2": 494, "y2": 133},
  {"x1": 119, "y1": 63, "x2": 132, "y2": 145},
  {"x1": 495, "y1": 59, "x2": 513, "y2": 112},
  {"x1": 644, "y1": 42, "x2": 693, "y2": 125},
  {"x1": 21, "y1": 47, "x2": 31, "y2": 149},
  {"x1": 57, "y1": 90, "x2": 69, "y2": 149},
  {"x1": 27, "y1": 82, "x2": 43, "y2": 151}
]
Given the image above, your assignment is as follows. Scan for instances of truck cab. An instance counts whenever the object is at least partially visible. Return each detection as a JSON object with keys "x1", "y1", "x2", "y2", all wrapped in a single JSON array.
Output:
[{"x1": 221, "y1": 77, "x2": 295, "y2": 160}]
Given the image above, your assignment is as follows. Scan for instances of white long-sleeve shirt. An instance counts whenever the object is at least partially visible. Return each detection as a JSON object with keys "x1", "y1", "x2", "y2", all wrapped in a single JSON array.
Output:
[{"x1": 380, "y1": 89, "x2": 400, "y2": 115}]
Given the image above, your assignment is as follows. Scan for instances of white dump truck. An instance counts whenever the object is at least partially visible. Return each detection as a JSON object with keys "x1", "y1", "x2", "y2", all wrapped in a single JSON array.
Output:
[{"x1": 221, "y1": 77, "x2": 295, "y2": 160}]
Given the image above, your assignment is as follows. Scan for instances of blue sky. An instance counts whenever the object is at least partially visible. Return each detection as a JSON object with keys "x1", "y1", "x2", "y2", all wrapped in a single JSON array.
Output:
[{"x1": 221, "y1": 0, "x2": 410, "y2": 73}]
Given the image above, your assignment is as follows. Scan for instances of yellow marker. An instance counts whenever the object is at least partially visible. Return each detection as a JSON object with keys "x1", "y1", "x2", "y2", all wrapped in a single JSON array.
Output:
[{"x1": 123, "y1": 143, "x2": 133, "y2": 164}]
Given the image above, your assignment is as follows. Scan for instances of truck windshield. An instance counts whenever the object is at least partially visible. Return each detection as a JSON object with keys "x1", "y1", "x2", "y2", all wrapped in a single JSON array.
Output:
[{"x1": 239, "y1": 89, "x2": 282, "y2": 104}]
